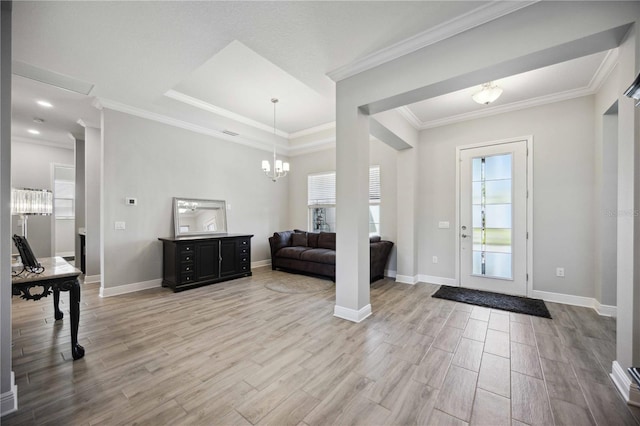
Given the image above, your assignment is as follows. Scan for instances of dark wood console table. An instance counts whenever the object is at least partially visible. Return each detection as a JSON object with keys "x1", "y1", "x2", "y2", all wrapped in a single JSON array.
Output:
[
  {"x1": 159, "y1": 234, "x2": 253, "y2": 292},
  {"x1": 11, "y1": 257, "x2": 85, "y2": 360}
]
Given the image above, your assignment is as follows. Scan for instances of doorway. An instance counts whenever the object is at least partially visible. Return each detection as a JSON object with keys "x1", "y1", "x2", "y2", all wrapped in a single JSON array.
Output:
[{"x1": 457, "y1": 138, "x2": 531, "y2": 296}]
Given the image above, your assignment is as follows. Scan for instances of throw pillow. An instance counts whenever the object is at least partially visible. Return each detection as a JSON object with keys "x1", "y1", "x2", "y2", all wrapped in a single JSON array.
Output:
[{"x1": 292, "y1": 232, "x2": 308, "y2": 247}]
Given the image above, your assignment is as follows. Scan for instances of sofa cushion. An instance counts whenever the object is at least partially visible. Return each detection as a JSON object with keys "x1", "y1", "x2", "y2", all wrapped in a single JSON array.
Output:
[
  {"x1": 370, "y1": 235, "x2": 381, "y2": 243},
  {"x1": 317, "y1": 232, "x2": 336, "y2": 250},
  {"x1": 277, "y1": 246, "x2": 311, "y2": 260},
  {"x1": 300, "y1": 248, "x2": 336, "y2": 265},
  {"x1": 307, "y1": 232, "x2": 320, "y2": 248},
  {"x1": 292, "y1": 232, "x2": 308, "y2": 247}
]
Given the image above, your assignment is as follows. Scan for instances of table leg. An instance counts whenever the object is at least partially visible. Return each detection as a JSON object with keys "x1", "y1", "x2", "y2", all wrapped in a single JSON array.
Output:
[
  {"x1": 69, "y1": 279, "x2": 85, "y2": 360},
  {"x1": 53, "y1": 288, "x2": 63, "y2": 320}
]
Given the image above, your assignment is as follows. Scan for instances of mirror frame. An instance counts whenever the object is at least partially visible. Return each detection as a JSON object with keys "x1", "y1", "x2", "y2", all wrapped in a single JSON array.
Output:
[{"x1": 173, "y1": 197, "x2": 228, "y2": 237}]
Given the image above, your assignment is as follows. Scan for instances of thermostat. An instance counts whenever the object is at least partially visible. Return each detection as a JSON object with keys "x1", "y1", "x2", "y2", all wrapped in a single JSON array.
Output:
[{"x1": 125, "y1": 197, "x2": 137, "y2": 206}]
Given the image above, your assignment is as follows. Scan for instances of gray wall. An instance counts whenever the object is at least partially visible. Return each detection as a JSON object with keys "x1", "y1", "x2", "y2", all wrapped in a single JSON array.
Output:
[
  {"x1": 84, "y1": 127, "x2": 101, "y2": 279},
  {"x1": 11, "y1": 141, "x2": 74, "y2": 257},
  {"x1": 418, "y1": 96, "x2": 597, "y2": 298},
  {"x1": 100, "y1": 109, "x2": 289, "y2": 289},
  {"x1": 288, "y1": 138, "x2": 398, "y2": 273},
  {"x1": 75, "y1": 139, "x2": 85, "y2": 265},
  {"x1": 1, "y1": 0, "x2": 12, "y2": 411}
]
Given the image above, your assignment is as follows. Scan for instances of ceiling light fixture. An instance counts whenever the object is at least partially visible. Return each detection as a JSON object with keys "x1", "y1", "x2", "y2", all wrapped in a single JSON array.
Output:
[
  {"x1": 33, "y1": 117, "x2": 45, "y2": 124},
  {"x1": 27, "y1": 129, "x2": 40, "y2": 135},
  {"x1": 472, "y1": 82, "x2": 503, "y2": 105},
  {"x1": 36, "y1": 100, "x2": 53, "y2": 108},
  {"x1": 261, "y1": 98, "x2": 289, "y2": 182}
]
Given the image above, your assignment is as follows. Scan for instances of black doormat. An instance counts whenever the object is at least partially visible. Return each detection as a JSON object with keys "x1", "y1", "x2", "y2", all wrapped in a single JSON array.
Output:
[{"x1": 432, "y1": 285, "x2": 552, "y2": 318}]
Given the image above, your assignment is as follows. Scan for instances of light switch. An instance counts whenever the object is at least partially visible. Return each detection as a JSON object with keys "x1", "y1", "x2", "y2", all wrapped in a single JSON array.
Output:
[
  {"x1": 114, "y1": 221, "x2": 126, "y2": 230},
  {"x1": 438, "y1": 221, "x2": 450, "y2": 229}
]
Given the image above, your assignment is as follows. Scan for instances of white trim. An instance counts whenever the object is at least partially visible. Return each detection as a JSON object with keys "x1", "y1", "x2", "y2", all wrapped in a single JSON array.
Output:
[
  {"x1": 289, "y1": 121, "x2": 336, "y2": 139},
  {"x1": 327, "y1": 1, "x2": 537, "y2": 82},
  {"x1": 395, "y1": 274, "x2": 419, "y2": 285},
  {"x1": 455, "y1": 136, "x2": 534, "y2": 297},
  {"x1": 611, "y1": 361, "x2": 640, "y2": 407},
  {"x1": 420, "y1": 88, "x2": 592, "y2": 130},
  {"x1": 164, "y1": 90, "x2": 290, "y2": 138},
  {"x1": 531, "y1": 289, "x2": 617, "y2": 317},
  {"x1": 0, "y1": 371, "x2": 17, "y2": 417},
  {"x1": 333, "y1": 304, "x2": 372, "y2": 323},
  {"x1": 594, "y1": 300, "x2": 617, "y2": 317},
  {"x1": 288, "y1": 138, "x2": 335, "y2": 157},
  {"x1": 99, "y1": 278, "x2": 162, "y2": 298},
  {"x1": 589, "y1": 48, "x2": 619, "y2": 92},
  {"x1": 395, "y1": 106, "x2": 422, "y2": 130},
  {"x1": 84, "y1": 274, "x2": 101, "y2": 284},
  {"x1": 57, "y1": 251, "x2": 75, "y2": 258},
  {"x1": 418, "y1": 275, "x2": 458, "y2": 287},
  {"x1": 92, "y1": 98, "x2": 286, "y2": 155},
  {"x1": 251, "y1": 259, "x2": 271, "y2": 268},
  {"x1": 384, "y1": 269, "x2": 397, "y2": 279},
  {"x1": 12, "y1": 135, "x2": 73, "y2": 150}
]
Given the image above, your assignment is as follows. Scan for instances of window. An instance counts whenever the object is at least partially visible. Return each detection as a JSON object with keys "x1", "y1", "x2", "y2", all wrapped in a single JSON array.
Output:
[
  {"x1": 308, "y1": 166, "x2": 381, "y2": 235},
  {"x1": 54, "y1": 166, "x2": 75, "y2": 219}
]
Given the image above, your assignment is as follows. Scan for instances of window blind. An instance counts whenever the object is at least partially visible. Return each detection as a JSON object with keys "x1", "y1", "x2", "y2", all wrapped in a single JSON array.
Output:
[{"x1": 308, "y1": 166, "x2": 380, "y2": 206}]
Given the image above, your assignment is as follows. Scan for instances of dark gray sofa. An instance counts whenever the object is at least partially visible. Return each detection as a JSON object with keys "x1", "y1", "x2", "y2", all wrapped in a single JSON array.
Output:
[{"x1": 268, "y1": 230, "x2": 393, "y2": 282}]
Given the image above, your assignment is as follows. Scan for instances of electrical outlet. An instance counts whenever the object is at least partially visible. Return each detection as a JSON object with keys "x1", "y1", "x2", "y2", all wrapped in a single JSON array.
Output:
[
  {"x1": 114, "y1": 221, "x2": 126, "y2": 230},
  {"x1": 556, "y1": 267, "x2": 565, "y2": 277},
  {"x1": 432, "y1": 256, "x2": 438, "y2": 264}
]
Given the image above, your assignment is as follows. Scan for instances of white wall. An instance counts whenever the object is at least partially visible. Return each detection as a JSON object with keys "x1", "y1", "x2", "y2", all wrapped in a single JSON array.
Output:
[
  {"x1": 418, "y1": 96, "x2": 597, "y2": 298},
  {"x1": 85, "y1": 127, "x2": 101, "y2": 279},
  {"x1": 100, "y1": 109, "x2": 289, "y2": 289},
  {"x1": 11, "y1": 140, "x2": 74, "y2": 257},
  {"x1": 288, "y1": 138, "x2": 398, "y2": 273}
]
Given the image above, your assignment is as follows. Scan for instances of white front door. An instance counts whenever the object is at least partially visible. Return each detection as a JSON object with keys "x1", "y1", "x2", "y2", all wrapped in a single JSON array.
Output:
[{"x1": 459, "y1": 140, "x2": 528, "y2": 296}]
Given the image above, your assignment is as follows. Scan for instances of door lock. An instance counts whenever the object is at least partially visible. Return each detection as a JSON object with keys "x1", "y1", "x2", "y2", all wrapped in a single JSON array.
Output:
[{"x1": 461, "y1": 234, "x2": 469, "y2": 238}]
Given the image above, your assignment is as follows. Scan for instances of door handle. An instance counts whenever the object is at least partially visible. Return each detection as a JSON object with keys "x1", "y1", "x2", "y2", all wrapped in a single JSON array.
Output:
[{"x1": 461, "y1": 234, "x2": 469, "y2": 238}]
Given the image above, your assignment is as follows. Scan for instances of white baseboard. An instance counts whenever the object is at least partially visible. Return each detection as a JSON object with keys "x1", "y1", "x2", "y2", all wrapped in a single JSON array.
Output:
[
  {"x1": 57, "y1": 251, "x2": 75, "y2": 257},
  {"x1": 611, "y1": 361, "x2": 640, "y2": 407},
  {"x1": 384, "y1": 269, "x2": 397, "y2": 278},
  {"x1": 0, "y1": 371, "x2": 17, "y2": 417},
  {"x1": 419, "y1": 275, "x2": 458, "y2": 286},
  {"x1": 251, "y1": 259, "x2": 271, "y2": 268},
  {"x1": 334, "y1": 304, "x2": 372, "y2": 323},
  {"x1": 395, "y1": 274, "x2": 418, "y2": 285},
  {"x1": 531, "y1": 289, "x2": 617, "y2": 317},
  {"x1": 84, "y1": 274, "x2": 101, "y2": 284},
  {"x1": 100, "y1": 278, "x2": 162, "y2": 298}
]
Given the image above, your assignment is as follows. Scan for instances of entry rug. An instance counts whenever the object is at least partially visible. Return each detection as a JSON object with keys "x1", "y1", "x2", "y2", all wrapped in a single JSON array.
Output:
[{"x1": 432, "y1": 285, "x2": 552, "y2": 318}]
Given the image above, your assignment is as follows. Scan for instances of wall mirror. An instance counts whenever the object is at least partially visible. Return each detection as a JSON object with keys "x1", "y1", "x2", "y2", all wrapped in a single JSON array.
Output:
[{"x1": 173, "y1": 198, "x2": 227, "y2": 237}]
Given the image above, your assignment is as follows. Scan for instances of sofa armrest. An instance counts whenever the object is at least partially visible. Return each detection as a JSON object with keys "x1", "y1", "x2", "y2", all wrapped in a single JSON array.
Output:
[
  {"x1": 269, "y1": 230, "x2": 295, "y2": 259},
  {"x1": 370, "y1": 240, "x2": 394, "y2": 281}
]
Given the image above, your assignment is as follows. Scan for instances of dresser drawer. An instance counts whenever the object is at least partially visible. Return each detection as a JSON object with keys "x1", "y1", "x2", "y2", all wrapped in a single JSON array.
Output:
[
  {"x1": 180, "y1": 272, "x2": 195, "y2": 284},
  {"x1": 181, "y1": 263, "x2": 194, "y2": 273},
  {"x1": 180, "y1": 252, "x2": 194, "y2": 262},
  {"x1": 238, "y1": 254, "x2": 250, "y2": 264},
  {"x1": 238, "y1": 238, "x2": 250, "y2": 248},
  {"x1": 239, "y1": 263, "x2": 250, "y2": 273},
  {"x1": 180, "y1": 244, "x2": 195, "y2": 254},
  {"x1": 238, "y1": 245, "x2": 250, "y2": 255}
]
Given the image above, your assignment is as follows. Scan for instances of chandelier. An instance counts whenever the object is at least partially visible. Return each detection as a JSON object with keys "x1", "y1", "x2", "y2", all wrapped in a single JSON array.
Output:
[
  {"x1": 262, "y1": 98, "x2": 289, "y2": 182},
  {"x1": 472, "y1": 82, "x2": 503, "y2": 105}
]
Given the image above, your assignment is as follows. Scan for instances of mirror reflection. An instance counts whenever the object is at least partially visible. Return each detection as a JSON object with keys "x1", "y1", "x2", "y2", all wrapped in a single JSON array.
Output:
[{"x1": 173, "y1": 198, "x2": 227, "y2": 237}]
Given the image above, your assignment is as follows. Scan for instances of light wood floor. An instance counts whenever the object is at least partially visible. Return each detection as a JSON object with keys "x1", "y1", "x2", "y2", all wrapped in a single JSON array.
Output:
[{"x1": 4, "y1": 267, "x2": 639, "y2": 425}]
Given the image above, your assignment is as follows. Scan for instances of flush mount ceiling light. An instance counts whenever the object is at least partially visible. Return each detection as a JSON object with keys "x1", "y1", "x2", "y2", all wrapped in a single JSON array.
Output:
[
  {"x1": 36, "y1": 100, "x2": 53, "y2": 108},
  {"x1": 472, "y1": 82, "x2": 503, "y2": 105},
  {"x1": 261, "y1": 98, "x2": 290, "y2": 182},
  {"x1": 27, "y1": 129, "x2": 40, "y2": 135}
]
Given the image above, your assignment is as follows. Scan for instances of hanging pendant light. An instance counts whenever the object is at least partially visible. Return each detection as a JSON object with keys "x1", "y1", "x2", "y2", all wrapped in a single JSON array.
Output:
[
  {"x1": 262, "y1": 98, "x2": 289, "y2": 182},
  {"x1": 472, "y1": 82, "x2": 503, "y2": 105}
]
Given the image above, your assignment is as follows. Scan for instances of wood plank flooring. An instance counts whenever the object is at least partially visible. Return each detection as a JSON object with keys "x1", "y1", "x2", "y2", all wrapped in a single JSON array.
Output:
[{"x1": 4, "y1": 267, "x2": 639, "y2": 425}]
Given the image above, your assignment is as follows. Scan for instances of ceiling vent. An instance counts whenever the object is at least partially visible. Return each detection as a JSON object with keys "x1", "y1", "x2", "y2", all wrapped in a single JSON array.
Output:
[{"x1": 222, "y1": 130, "x2": 239, "y2": 136}]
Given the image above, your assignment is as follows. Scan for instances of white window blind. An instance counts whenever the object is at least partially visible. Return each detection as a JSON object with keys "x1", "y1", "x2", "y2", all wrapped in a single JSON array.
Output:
[{"x1": 308, "y1": 166, "x2": 380, "y2": 206}]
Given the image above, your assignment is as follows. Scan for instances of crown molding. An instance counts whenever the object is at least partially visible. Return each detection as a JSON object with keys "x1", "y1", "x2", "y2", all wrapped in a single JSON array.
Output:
[
  {"x1": 12, "y1": 135, "x2": 73, "y2": 150},
  {"x1": 589, "y1": 48, "x2": 619, "y2": 92},
  {"x1": 327, "y1": 1, "x2": 538, "y2": 82},
  {"x1": 164, "y1": 89, "x2": 290, "y2": 138},
  {"x1": 289, "y1": 121, "x2": 336, "y2": 139},
  {"x1": 395, "y1": 106, "x2": 422, "y2": 130},
  {"x1": 66, "y1": 132, "x2": 76, "y2": 142},
  {"x1": 93, "y1": 97, "x2": 289, "y2": 155},
  {"x1": 419, "y1": 87, "x2": 593, "y2": 130},
  {"x1": 288, "y1": 138, "x2": 335, "y2": 157}
]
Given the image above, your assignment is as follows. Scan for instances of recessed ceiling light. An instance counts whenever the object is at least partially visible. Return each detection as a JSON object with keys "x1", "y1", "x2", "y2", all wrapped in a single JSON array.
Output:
[
  {"x1": 33, "y1": 117, "x2": 45, "y2": 124},
  {"x1": 27, "y1": 129, "x2": 40, "y2": 135},
  {"x1": 36, "y1": 100, "x2": 53, "y2": 108}
]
